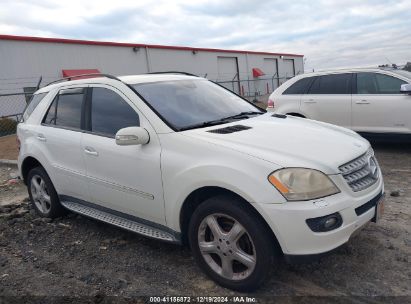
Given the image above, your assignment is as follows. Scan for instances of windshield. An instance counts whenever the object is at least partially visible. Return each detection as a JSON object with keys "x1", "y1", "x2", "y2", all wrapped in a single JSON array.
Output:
[
  {"x1": 132, "y1": 79, "x2": 262, "y2": 130},
  {"x1": 391, "y1": 70, "x2": 411, "y2": 80}
]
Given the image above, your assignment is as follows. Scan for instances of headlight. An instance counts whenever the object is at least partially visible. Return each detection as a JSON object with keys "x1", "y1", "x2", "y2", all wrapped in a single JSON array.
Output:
[{"x1": 268, "y1": 168, "x2": 340, "y2": 201}]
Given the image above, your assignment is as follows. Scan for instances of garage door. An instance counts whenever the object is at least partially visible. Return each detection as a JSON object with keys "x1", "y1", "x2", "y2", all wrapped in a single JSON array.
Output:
[
  {"x1": 263, "y1": 58, "x2": 279, "y2": 92},
  {"x1": 283, "y1": 59, "x2": 295, "y2": 80},
  {"x1": 217, "y1": 56, "x2": 240, "y2": 94}
]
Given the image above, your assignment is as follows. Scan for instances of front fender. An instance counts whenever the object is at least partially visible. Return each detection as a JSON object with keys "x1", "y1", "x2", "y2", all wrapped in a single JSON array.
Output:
[{"x1": 158, "y1": 132, "x2": 286, "y2": 232}]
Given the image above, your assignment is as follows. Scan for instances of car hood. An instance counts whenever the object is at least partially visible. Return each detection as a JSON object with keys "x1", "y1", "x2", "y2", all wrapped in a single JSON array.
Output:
[{"x1": 182, "y1": 114, "x2": 370, "y2": 174}]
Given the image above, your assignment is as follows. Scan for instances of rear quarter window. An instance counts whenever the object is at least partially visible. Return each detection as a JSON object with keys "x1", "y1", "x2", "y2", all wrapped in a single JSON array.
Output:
[
  {"x1": 22, "y1": 92, "x2": 48, "y2": 121},
  {"x1": 282, "y1": 77, "x2": 313, "y2": 95}
]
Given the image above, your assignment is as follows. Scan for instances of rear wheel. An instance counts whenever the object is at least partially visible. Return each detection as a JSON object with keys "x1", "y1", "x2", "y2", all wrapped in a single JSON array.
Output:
[
  {"x1": 189, "y1": 195, "x2": 277, "y2": 291},
  {"x1": 27, "y1": 167, "x2": 66, "y2": 218}
]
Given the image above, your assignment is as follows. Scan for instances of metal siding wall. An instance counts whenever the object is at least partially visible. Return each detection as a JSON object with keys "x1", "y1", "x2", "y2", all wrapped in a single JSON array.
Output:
[
  {"x1": 0, "y1": 39, "x2": 303, "y2": 95},
  {"x1": 0, "y1": 40, "x2": 148, "y2": 92}
]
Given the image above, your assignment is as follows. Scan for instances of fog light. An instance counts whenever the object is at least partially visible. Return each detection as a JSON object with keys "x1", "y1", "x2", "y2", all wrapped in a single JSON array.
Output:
[
  {"x1": 324, "y1": 217, "x2": 337, "y2": 229},
  {"x1": 306, "y1": 212, "x2": 342, "y2": 232}
]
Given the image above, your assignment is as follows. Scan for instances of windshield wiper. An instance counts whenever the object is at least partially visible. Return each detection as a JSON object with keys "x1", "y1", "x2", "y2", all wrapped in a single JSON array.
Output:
[
  {"x1": 179, "y1": 111, "x2": 264, "y2": 131},
  {"x1": 179, "y1": 120, "x2": 230, "y2": 131},
  {"x1": 221, "y1": 111, "x2": 264, "y2": 120}
]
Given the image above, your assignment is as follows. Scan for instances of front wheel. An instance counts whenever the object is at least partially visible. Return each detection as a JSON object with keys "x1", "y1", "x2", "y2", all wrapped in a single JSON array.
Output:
[{"x1": 189, "y1": 195, "x2": 277, "y2": 291}]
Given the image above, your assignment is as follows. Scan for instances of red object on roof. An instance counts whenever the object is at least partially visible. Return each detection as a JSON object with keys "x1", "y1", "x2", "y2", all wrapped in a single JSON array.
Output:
[
  {"x1": 252, "y1": 68, "x2": 265, "y2": 78},
  {"x1": 62, "y1": 69, "x2": 101, "y2": 79},
  {"x1": 0, "y1": 34, "x2": 304, "y2": 58}
]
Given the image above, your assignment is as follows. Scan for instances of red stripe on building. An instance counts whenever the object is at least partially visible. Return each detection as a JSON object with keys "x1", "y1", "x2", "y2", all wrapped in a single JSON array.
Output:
[{"x1": 0, "y1": 34, "x2": 304, "y2": 58}]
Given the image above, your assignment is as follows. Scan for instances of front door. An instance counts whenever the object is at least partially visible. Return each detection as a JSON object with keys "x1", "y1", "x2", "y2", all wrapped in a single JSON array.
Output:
[
  {"x1": 81, "y1": 85, "x2": 165, "y2": 225},
  {"x1": 352, "y1": 72, "x2": 410, "y2": 133}
]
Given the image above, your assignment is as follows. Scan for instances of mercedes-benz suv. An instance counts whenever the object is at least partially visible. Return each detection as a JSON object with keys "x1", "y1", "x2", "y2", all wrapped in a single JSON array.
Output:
[{"x1": 17, "y1": 72, "x2": 384, "y2": 291}]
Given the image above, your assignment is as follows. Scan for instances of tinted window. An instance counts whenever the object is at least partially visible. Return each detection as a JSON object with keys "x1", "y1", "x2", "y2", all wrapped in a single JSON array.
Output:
[
  {"x1": 43, "y1": 89, "x2": 84, "y2": 129},
  {"x1": 133, "y1": 79, "x2": 261, "y2": 130},
  {"x1": 283, "y1": 77, "x2": 313, "y2": 94},
  {"x1": 23, "y1": 92, "x2": 47, "y2": 121},
  {"x1": 357, "y1": 73, "x2": 406, "y2": 94},
  {"x1": 90, "y1": 88, "x2": 139, "y2": 137},
  {"x1": 308, "y1": 74, "x2": 352, "y2": 94}
]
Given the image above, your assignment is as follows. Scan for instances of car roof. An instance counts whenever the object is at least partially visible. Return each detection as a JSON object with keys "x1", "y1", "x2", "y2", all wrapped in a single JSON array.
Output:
[
  {"x1": 301, "y1": 67, "x2": 402, "y2": 77},
  {"x1": 36, "y1": 73, "x2": 203, "y2": 94}
]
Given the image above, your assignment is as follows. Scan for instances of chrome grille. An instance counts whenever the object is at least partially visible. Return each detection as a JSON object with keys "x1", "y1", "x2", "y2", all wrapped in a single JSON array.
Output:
[{"x1": 339, "y1": 149, "x2": 379, "y2": 192}]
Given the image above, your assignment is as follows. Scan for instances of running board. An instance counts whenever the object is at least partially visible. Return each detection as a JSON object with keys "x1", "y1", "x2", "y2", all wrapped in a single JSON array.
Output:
[{"x1": 61, "y1": 201, "x2": 179, "y2": 243}]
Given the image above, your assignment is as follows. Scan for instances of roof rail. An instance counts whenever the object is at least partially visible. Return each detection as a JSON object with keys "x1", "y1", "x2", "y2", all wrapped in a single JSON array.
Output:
[
  {"x1": 146, "y1": 71, "x2": 199, "y2": 77},
  {"x1": 45, "y1": 73, "x2": 122, "y2": 87}
]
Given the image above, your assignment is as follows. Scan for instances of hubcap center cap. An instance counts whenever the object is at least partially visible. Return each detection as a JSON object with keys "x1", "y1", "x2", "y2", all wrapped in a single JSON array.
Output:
[{"x1": 218, "y1": 238, "x2": 233, "y2": 254}]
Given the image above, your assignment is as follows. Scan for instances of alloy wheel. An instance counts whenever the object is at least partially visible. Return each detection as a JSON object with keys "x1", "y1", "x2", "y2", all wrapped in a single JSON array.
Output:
[
  {"x1": 197, "y1": 213, "x2": 256, "y2": 280},
  {"x1": 30, "y1": 174, "x2": 51, "y2": 214}
]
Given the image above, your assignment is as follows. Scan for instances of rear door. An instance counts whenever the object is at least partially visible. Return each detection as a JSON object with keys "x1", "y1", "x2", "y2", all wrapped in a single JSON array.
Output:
[
  {"x1": 300, "y1": 73, "x2": 353, "y2": 128},
  {"x1": 352, "y1": 72, "x2": 409, "y2": 133},
  {"x1": 217, "y1": 56, "x2": 240, "y2": 94},
  {"x1": 39, "y1": 87, "x2": 89, "y2": 201},
  {"x1": 283, "y1": 59, "x2": 295, "y2": 80},
  {"x1": 276, "y1": 77, "x2": 313, "y2": 114}
]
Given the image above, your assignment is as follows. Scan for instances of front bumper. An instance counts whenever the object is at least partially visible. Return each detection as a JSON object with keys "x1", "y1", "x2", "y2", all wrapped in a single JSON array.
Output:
[{"x1": 255, "y1": 173, "x2": 384, "y2": 256}]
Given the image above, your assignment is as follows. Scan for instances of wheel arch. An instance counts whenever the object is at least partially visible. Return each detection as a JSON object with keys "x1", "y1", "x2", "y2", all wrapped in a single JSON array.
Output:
[
  {"x1": 179, "y1": 186, "x2": 282, "y2": 254},
  {"x1": 21, "y1": 156, "x2": 46, "y2": 185}
]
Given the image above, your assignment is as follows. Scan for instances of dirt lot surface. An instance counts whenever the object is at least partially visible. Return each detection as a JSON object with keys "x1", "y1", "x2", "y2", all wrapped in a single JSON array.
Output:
[
  {"x1": 0, "y1": 135, "x2": 18, "y2": 160},
  {"x1": 0, "y1": 142, "x2": 410, "y2": 303}
]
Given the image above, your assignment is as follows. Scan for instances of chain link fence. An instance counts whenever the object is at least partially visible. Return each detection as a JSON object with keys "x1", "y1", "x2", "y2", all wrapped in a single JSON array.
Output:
[
  {"x1": 0, "y1": 92, "x2": 32, "y2": 137},
  {"x1": 215, "y1": 74, "x2": 295, "y2": 101}
]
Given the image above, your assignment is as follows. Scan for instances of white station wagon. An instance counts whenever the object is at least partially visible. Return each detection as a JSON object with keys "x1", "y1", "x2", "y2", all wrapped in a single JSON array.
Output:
[
  {"x1": 18, "y1": 72, "x2": 384, "y2": 291},
  {"x1": 267, "y1": 68, "x2": 411, "y2": 138}
]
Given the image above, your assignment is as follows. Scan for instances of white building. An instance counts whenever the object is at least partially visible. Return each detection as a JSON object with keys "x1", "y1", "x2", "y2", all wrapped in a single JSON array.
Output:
[{"x1": 0, "y1": 34, "x2": 303, "y2": 96}]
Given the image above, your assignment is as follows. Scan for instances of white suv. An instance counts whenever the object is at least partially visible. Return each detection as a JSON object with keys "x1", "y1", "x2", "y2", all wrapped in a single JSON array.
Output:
[
  {"x1": 18, "y1": 72, "x2": 384, "y2": 291},
  {"x1": 267, "y1": 68, "x2": 411, "y2": 137}
]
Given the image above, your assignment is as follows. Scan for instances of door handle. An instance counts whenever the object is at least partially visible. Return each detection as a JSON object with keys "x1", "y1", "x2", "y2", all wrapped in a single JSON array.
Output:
[
  {"x1": 355, "y1": 100, "x2": 370, "y2": 104},
  {"x1": 36, "y1": 134, "x2": 46, "y2": 142},
  {"x1": 303, "y1": 99, "x2": 317, "y2": 103},
  {"x1": 84, "y1": 147, "x2": 99, "y2": 156}
]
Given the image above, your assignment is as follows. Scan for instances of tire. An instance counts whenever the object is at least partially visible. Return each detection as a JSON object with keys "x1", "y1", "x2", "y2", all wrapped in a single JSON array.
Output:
[
  {"x1": 188, "y1": 195, "x2": 277, "y2": 291},
  {"x1": 27, "y1": 166, "x2": 66, "y2": 218}
]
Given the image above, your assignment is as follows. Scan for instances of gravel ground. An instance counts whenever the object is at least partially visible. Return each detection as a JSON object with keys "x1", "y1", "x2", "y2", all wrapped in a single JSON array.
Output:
[
  {"x1": 0, "y1": 142, "x2": 410, "y2": 303},
  {"x1": 0, "y1": 135, "x2": 18, "y2": 160}
]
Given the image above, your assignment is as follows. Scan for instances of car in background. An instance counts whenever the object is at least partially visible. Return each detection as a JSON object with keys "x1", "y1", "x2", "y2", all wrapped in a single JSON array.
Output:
[{"x1": 267, "y1": 68, "x2": 411, "y2": 138}]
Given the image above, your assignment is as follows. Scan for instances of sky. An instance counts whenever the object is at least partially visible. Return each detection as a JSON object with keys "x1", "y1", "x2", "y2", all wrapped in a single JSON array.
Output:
[{"x1": 0, "y1": 0, "x2": 410, "y2": 71}]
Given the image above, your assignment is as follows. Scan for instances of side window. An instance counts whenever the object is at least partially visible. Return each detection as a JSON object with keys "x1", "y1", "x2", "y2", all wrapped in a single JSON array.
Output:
[
  {"x1": 375, "y1": 73, "x2": 406, "y2": 94},
  {"x1": 356, "y1": 73, "x2": 377, "y2": 94},
  {"x1": 90, "y1": 87, "x2": 139, "y2": 137},
  {"x1": 357, "y1": 73, "x2": 406, "y2": 94},
  {"x1": 308, "y1": 74, "x2": 352, "y2": 94},
  {"x1": 22, "y1": 92, "x2": 47, "y2": 121},
  {"x1": 43, "y1": 88, "x2": 84, "y2": 129},
  {"x1": 282, "y1": 77, "x2": 313, "y2": 95}
]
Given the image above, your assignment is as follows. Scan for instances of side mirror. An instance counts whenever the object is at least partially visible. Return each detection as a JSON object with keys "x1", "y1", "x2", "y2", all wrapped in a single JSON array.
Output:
[
  {"x1": 115, "y1": 127, "x2": 150, "y2": 146},
  {"x1": 400, "y1": 83, "x2": 411, "y2": 95}
]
